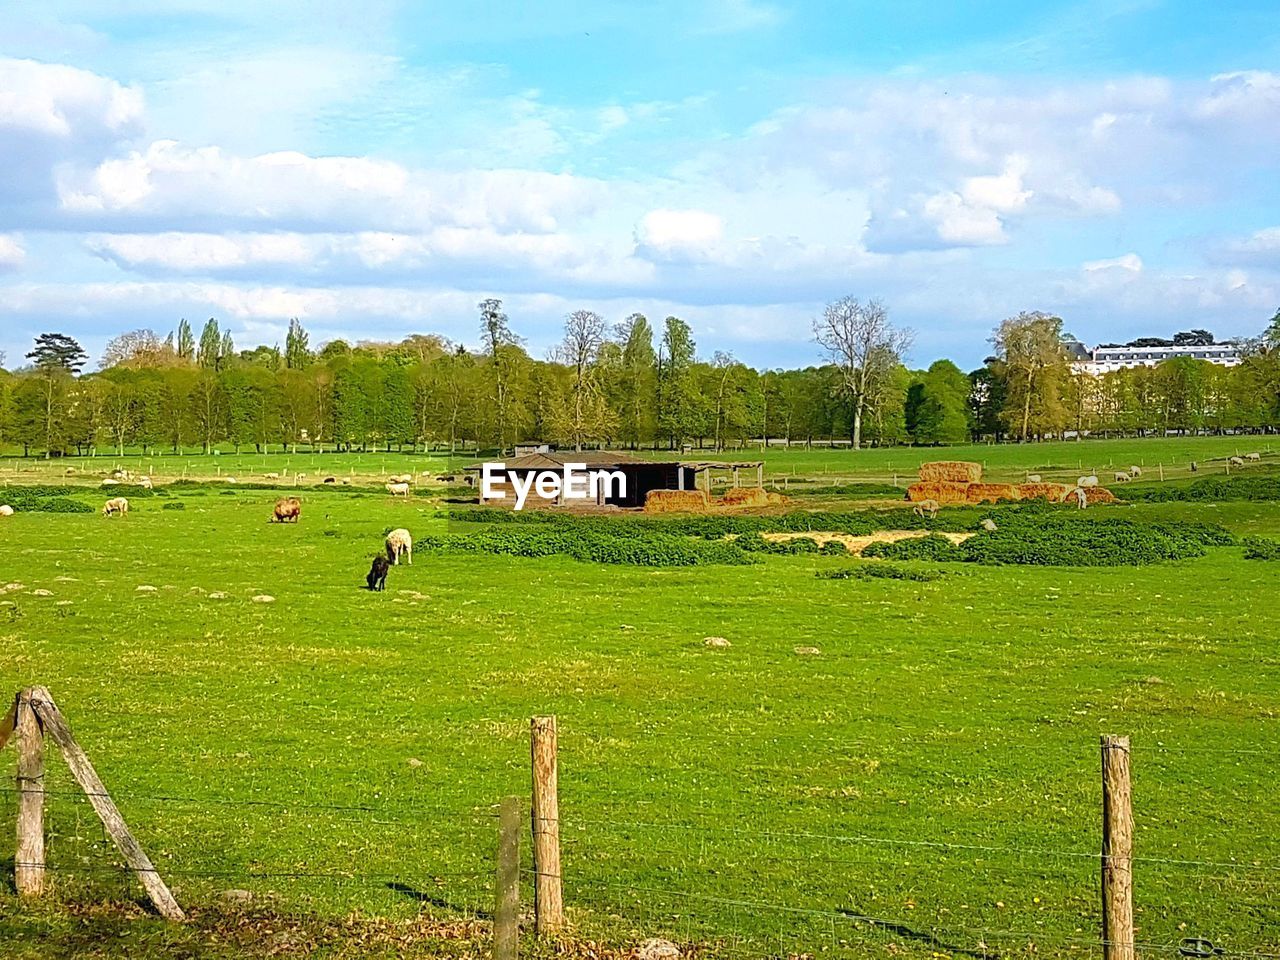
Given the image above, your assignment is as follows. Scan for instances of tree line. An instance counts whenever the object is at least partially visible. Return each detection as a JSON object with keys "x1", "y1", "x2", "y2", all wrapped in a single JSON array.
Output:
[{"x1": 1, "y1": 303, "x2": 1278, "y2": 458}]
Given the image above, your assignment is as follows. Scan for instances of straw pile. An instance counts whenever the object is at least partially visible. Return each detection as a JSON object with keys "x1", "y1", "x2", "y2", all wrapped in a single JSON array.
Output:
[
  {"x1": 644, "y1": 489, "x2": 710, "y2": 513},
  {"x1": 1018, "y1": 482, "x2": 1075, "y2": 502},
  {"x1": 918, "y1": 461, "x2": 983, "y2": 483},
  {"x1": 1084, "y1": 487, "x2": 1119, "y2": 505},
  {"x1": 965, "y1": 483, "x2": 1022, "y2": 504},
  {"x1": 719, "y1": 487, "x2": 774, "y2": 507},
  {"x1": 905, "y1": 481, "x2": 972, "y2": 504}
]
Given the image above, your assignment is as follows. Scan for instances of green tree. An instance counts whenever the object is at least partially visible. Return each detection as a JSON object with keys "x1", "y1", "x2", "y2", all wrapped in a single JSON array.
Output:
[
  {"x1": 910, "y1": 360, "x2": 972, "y2": 444},
  {"x1": 990, "y1": 311, "x2": 1070, "y2": 441},
  {"x1": 657, "y1": 316, "x2": 699, "y2": 448},
  {"x1": 614, "y1": 313, "x2": 657, "y2": 449},
  {"x1": 285, "y1": 318, "x2": 312, "y2": 370},
  {"x1": 176, "y1": 319, "x2": 196, "y2": 362},
  {"x1": 197, "y1": 319, "x2": 222, "y2": 369},
  {"x1": 27, "y1": 333, "x2": 88, "y2": 373}
]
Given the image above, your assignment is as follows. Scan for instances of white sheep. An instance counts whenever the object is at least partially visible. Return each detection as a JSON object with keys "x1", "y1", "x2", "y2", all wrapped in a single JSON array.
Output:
[
  {"x1": 138, "y1": 476, "x2": 153, "y2": 490},
  {"x1": 979, "y1": 518, "x2": 998, "y2": 532},
  {"x1": 385, "y1": 528, "x2": 413, "y2": 565},
  {"x1": 1229, "y1": 456, "x2": 1244, "y2": 466},
  {"x1": 388, "y1": 474, "x2": 413, "y2": 485},
  {"x1": 1077, "y1": 475, "x2": 1099, "y2": 488},
  {"x1": 1026, "y1": 474, "x2": 1042, "y2": 483},
  {"x1": 0, "y1": 505, "x2": 13, "y2": 517},
  {"x1": 103, "y1": 497, "x2": 129, "y2": 517},
  {"x1": 912, "y1": 499, "x2": 939, "y2": 520},
  {"x1": 1246, "y1": 452, "x2": 1261, "y2": 461},
  {"x1": 1113, "y1": 471, "x2": 1131, "y2": 483},
  {"x1": 1129, "y1": 465, "x2": 1143, "y2": 477},
  {"x1": 101, "y1": 478, "x2": 120, "y2": 488},
  {"x1": 386, "y1": 481, "x2": 410, "y2": 497},
  {"x1": 264, "y1": 472, "x2": 280, "y2": 480}
]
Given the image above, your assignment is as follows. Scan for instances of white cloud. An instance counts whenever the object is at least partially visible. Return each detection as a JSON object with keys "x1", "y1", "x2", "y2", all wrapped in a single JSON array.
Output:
[
  {"x1": 1083, "y1": 253, "x2": 1143, "y2": 272},
  {"x1": 635, "y1": 208, "x2": 725, "y2": 262},
  {"x1": 0, "y1": 234, "x2": 25, "y2": 270},
  {"x1": 0, "y1": 57, "x2": 142, "y2": 137}
]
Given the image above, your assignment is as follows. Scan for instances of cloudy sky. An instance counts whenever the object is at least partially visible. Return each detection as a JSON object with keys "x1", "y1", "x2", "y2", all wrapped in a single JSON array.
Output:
[{"x1": 2, "y1": 0, "x2": 1279, "y2": 370}]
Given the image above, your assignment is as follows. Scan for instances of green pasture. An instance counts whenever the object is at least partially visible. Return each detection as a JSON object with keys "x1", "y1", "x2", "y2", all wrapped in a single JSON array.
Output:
[{"x1": 0, "y1": 460, "x2": 1278, "y2": 958}]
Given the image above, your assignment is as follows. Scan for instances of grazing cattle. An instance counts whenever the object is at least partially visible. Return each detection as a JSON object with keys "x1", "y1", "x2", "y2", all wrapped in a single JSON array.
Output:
[
  {"x1": 0, "y1": 505, "x2": 13, "y2": 517},
  {"x1": 912, "y1": 499, "x2": 939, "y2": 520},
  {"x1": 103, "y1": 497, "x2": 129, "y2": 517},
  {"x1": 1247, "y1": 452, "x2": 1261, "y2": 461},
  {"x1": 1026, "y1": 474, "x2": 1042, "y2": 483},
  {"x1": 367, "y1": 555, "x2": 390, "y2": 592},
  {"x1": 272, "y1": 497, "x2": 301, "y2": 523},
  {"x1": 1129, "y1": 465, "x2": 1143, "y2": 477},
  {"x1": 386, "y1": 482, "x2": 410, "y2": 497},
  {"x1": 1077, "y1": 475, "x2": 1099, "y2": 488},
  {"x1": 1114, "y1": 471, "x2": 1131, "y2": 483},
  {"x1": 385, "y1": 528, "x2": 413, "y2": 565}
]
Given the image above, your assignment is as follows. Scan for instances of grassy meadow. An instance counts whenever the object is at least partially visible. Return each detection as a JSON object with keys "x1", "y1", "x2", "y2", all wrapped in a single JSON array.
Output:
[{"x1": 1, "y1": 436, "x2": 1279, "y2": 959}]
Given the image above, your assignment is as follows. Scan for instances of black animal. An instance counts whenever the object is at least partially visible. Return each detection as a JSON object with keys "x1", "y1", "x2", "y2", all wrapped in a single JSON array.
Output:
[{"x1": 367, "y1": 555, "x2": 390, "y2": 592}]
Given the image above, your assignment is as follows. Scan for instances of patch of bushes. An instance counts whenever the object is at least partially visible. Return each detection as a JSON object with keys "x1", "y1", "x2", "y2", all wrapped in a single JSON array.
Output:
[
  {"x1": 962, "y1": 519, "x2": 1210, "y2": 566},
  {"x1": 1126, "y1": 474, "x2": 1280, "y2": 503},
  {"x1": 1242, "y1": 536, "x2": 1280, "y2": 560},
  {"x1": 863, "y1": 535, "x2": 964, "y2": 562},
  {"x1": 419, "y1": 528, "x2": 755, "y2": 567},
  {"x1": 161, "y1": 501, "x2": 186, "y2": 511},
  {"x1": 818, "y1": 564, "x2": 944, "y2": 582},
  {"x1": 0, "y1": 487, "x2": 95, "y2": 514}
]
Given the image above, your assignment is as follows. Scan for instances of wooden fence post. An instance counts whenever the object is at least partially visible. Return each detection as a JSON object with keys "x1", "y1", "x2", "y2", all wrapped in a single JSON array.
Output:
[
  {"x1": 15, "y1": 690, "x2": 46, "y2": 897},
  {"x1": 530, "y1": 716, "x2": 563, "y2": 935},
  {"x1": 1101, "y1": 735, "x2": 1134, "y2": 960},
  {"x1": 495, "y1": 796, "x2": 521, "y2": 960}
]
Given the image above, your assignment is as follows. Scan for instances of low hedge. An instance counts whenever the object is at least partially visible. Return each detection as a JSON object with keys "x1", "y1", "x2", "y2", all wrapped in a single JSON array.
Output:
[
  {"x1": 1126, "y1": 474, "x2": 1280, "y2": 502},
  {"x1": 418, "y1": 528, "x2": 755, "y2": 566},
  {"x1": 863, "y1": 535, "x2": 964, "y2": 562},
  {"x1": 818, "y1": 565, "x2": 945, "y2": 582},
  {"x1": 1243, "y1": 536, "x2": 1280, "y2": 560}
]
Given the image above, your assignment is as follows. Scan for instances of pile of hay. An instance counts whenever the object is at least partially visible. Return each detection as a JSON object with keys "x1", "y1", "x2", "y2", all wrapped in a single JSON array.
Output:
[
  {"x1": 1085, "y1": 487, "x2": 1119, "y2": 505},
  {"x1": 1018, "y1": 482, "x2": 1075, "y2": 502},
  {"x1": 644, "y1": 489, "x2": 710, "y2": 513},
  {"x1": 918, "y1": 461, "x2": 983, "y2": 483},
  {"x1": 906, "y1": 481, "x2": 972, "y2": 504},
  {"x1": 719, "y1": 487, "x2": 775, "y2": 507},
  {"x1": 965, "y1": 482, "x2": 1022, "y2": 504}
]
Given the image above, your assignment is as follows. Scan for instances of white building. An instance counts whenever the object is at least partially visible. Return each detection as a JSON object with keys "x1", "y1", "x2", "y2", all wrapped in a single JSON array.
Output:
[{"x1": 1070, "y1": 341, "x2": 1243, "y2": 376}]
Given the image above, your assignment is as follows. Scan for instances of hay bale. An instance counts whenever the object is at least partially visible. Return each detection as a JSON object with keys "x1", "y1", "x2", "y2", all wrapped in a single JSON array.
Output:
[
  {"x1": 1084, "y1": 486, "x2": 1119, "y2": 505},
  {"x1": 965, "y1": 483, "x2": 1022, "y2": 504},
  {"x1": 643, "y1": 489, "x2": 710, "y2": 513},
  {"x1": 906, "y1": 481, "x2": 970, "y2": 504},
  {"x1": 919, "y1": 461, "x2": 983, "y2": 483},
  {"x1": 718, "y1": 487, "x2": 771, "y2": 507},
  {"x1": 1018, "y1": 482, "x2": 1075, "y2": 502}
]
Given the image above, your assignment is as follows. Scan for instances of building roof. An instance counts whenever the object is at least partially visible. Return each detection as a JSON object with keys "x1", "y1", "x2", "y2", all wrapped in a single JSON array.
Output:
[{"x1": 465, "y1": 453, "x2": 764, "y2": 471}]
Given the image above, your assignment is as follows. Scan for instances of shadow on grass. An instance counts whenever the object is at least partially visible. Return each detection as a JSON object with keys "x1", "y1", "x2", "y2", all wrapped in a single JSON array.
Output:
[
  {"x1": 385, "y1": 881, "x2": 492, "y2": 920},
  {"x1": 837, "y1": 908, "x2": 991, "y2": 959}
]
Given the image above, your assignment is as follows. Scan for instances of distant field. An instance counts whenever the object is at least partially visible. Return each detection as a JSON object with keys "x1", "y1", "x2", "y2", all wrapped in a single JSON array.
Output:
[{"x1": 2, "y1": 473, "x2": 1279, "y2": 958}]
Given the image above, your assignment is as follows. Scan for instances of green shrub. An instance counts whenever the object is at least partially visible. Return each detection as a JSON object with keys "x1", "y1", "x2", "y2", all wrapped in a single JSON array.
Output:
[
  {"x1": 161, "y1": 501, "x2": 186, "y2": 511},
  {"x1": 0, "y1": 487, "x2": 95, "y2": 513},
  {"x1": 818, "y1": 564, "x2": 944, "y2": 582},
  {"x1": 1243, "y1": 536, "x2": 1280, "y2": 560},
  {"x1": 419, "y1": 528, "x2": 755, "y2": 566},
  {"x1": 961, "y1": 519, "x2": 1206, "y2": 566},
  {"x1": 863, "y1": 534, "x2": 964, "y2": 562},
  {"x1": 1126, "y1": 474, "x2": 1280, "y2": 502}
]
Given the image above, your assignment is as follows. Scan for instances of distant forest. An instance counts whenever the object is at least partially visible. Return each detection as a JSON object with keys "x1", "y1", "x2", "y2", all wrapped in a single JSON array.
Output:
[{"x1": 2, "y1": 300, "x2": 1280, "y2": 457}]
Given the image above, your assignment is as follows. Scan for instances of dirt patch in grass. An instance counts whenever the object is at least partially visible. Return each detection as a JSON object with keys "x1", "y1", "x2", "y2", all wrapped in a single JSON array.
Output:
[{"x1": 763, "y1": 529, "x2": 974, "y2": 555}]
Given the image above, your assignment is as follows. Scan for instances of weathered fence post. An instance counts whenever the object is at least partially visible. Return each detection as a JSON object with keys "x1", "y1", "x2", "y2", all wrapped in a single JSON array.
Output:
[
  {"x1": 530, "y1": 715, "x2": 563, "y2": 935},
  {"x1": 495, "y1": 796, "x2": 521, "y2": 960},
  {"x1": 15, "y1": 689, "x2": 46, "y2": 897},
  {"x1": 1101, "y1": 735, "x2": 1134, "y2": 960}
]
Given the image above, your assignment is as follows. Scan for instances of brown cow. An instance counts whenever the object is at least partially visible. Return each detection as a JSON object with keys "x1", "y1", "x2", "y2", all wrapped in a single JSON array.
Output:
[{"x1": 272, "y1": 497, "x2": 301, "y2": 523}]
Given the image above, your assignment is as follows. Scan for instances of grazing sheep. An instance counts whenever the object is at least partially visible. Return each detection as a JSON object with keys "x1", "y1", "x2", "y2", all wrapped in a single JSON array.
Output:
[
  {"x1": 264, "y1": 472, "x2": 280, "y2": 480},
  {"x1": 388, "y1": 474, "x2": 413, "y2": 485},
  {"x1": 138, "y1": 476, "x2": 153, "y2": 489},
  {"x1": 112, "y1": 469, "x2": 131, "y2": 481},
  {"x1": 1247, "y1": 452, "x2": 1261, "y2": 461},
  {"x1": 1026, "y1": 474, "x2": 1042, "y2": 483},
  {"x1": 367, "y1": 555, "x2": 390, "y2": 592},
  {"x1": 1073, "y1": 487, "x2": 1088, "y2": 509},
  {"x1": 1077, "y1": 475, "x2": 1099, "y2": 488},
  {"x1": 385, "y1": 528, "x2": 413, "y2": 565},
  {"x1": 1229, "y1": 456, "x2": 1244, "y2": 466},
  {"x1": 979, "y1": 518, "x2": 998, "y2": 532},
  {"x1": 272, "y1": 497, "x2": 301, "y2": 523},
  {"x1": 1113, "y1": 471, "x2": 1131, "y2": 483},
  {"x1": 1129, "y1": 465, "x2": 1143, "y2": 477},
  {"x1": 386, "y1": 481, "x2": 410, "y2": 497},
  {"x1": 101, "y1": 478, "x2": 120, "y2": 488},
  {"x1": 0, "y1": 505, "x2": 13, "y2": 517},
  {"x1": 102, "y1": 497, "x2": 129, "y2": 517},
  {"x1": 323, "y1": 476, "x2": 337, "y2": 484},
  {"x1": 1190, "y1": 461, "x2": 1198, "y2": 472},
  {"x1": 912, "y1": 498, "x2": 939, "y2": 520}
]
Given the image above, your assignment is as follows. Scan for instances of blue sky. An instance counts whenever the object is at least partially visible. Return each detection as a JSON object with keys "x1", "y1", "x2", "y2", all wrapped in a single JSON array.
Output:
[{"x1": 1, "y1": 0, "x2": 1278, "y2": 370}]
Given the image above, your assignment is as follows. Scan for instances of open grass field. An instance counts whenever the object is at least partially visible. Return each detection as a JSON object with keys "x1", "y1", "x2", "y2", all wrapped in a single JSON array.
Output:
[{"x1": 2, "y1": 435, "x2": 1279, "y2": 959}]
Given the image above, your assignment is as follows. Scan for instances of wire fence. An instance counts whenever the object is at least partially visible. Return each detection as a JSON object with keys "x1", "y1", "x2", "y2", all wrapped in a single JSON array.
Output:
[{"x1": 4, "y1": 721, "x2": 1280, "y2": 960}]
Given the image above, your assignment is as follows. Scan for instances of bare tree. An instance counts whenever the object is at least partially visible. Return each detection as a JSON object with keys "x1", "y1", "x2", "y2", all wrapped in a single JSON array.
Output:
[
  {"x1": 100, "y1": 329, "x2": 176, "y2": 370},
  {"x1": 812, "y1": 297, "x2": 912, "y2": 449},
  {"x1": 553, "y1": 309, "x2": 610, "y2": 451}
]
